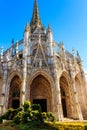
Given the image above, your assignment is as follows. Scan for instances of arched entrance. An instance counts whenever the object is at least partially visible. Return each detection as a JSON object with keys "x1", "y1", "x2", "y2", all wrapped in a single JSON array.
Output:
[
  {"x1": 8, "y1": 76, "x2": 21, "y2": 109},
  {"x1": 30, "y1": 75, "x2": 52, "y2": 112},
  {"x1": 60, "y1": 74, "x2": 72, "y2": 118},
  {"x1": 60, "y1": 87, "x2": 67, "y2": 117}
]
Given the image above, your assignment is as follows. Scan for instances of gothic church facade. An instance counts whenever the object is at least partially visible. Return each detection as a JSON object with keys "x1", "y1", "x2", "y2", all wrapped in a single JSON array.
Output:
[{"x1": 0, "y1": 0, "x2": 87, "y2": 121}]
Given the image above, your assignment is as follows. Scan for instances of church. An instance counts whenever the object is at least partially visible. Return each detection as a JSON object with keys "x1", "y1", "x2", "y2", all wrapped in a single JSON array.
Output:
[{"x1": 0, "y1": 0, "x2": 87, "y2": 121}]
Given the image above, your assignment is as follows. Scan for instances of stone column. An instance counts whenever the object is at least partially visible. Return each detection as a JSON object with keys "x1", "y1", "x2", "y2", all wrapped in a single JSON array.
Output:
[
  {"x1": 47, "y1": 25, "x2": 54, "y2": 64},
  {"x1": 71, "y1": 78, "x2": 83, "y2": 120},
  {"x1": 27, "y1": 36, "x2": 31, "y2": 64},
  {"x1": 69, "y1": 59, "x2": 83, "y2": 120},
  {"x1": 16, "y1": 41, "x2": 19, "y2": 58},
  {"x1": 53, "y1": 58, "x2": 63, "y2": 121},
  {"x1": 1, "y1": 62, "x2": 8, "y2": 113},
  {"x1": 21, "y1": 58, "x2": 27, "y2": 106},
  {"x1": 21, "y1": 26, "x2": 29, "y2": 105}
]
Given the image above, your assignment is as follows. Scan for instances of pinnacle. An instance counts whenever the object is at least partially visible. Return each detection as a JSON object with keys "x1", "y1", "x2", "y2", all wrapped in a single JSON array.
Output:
[
  {"x1": 25, "y1": 22, "x2": 29, "y2": 32},
  {"x1": 47, "y1": 24, "x2": 52, "y2": 32},
  {"x1": 48, "y1": 24, "x2": 51, "y2": 30}
]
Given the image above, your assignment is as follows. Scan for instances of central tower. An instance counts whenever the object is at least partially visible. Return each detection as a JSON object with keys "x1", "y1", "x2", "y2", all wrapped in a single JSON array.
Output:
[{"x1": 23, "y1": 0, "x2": 54, "y2": 116}]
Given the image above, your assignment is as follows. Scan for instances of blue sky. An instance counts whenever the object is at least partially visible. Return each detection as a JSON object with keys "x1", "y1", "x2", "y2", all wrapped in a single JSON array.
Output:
[{"x1": 0, "y1": 0, "x2": 87, "y2": 70}]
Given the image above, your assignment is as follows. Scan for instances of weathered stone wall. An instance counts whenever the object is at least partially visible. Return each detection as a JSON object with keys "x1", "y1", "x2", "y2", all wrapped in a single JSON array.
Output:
[{"x1": 0, "y1": 78, "x2": 2, "y2": 104}]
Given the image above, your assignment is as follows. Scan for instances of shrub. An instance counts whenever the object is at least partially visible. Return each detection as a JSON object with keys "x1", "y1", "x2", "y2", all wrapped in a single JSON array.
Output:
[
  {"x1": 27, "y1": 107, "x2": 31, "y2": 113},
  {"x1": 0, "y1": 100, "x2": 56, "y2": 124},
  {"x1": 4, "y1": 108, "x2": 14, "y2": 120},
  {"x1": 13, "y1": 115, "x2": 21, "y2": 124},
  {"x1": 22, "y1": 112, "x2": 30, "y2": 123},
  {"x1": 31, "y1": 110, "x2": 42, "y2": 121},
  {"x1": 46, "y1": 112, "x2": 56, "y2": 122},
  {"x1": 32, "y1": 104, "x2": 42, "y2": 112},
  {"x1": 28, "y1": 111, "x2": 33, "y2": 120},
  {"x1": 16, "y1": 107, "x2": 23, "y2": 113},
  {"x1": 0, "y1": 115, "x2": 6, "y2": 123},
  {"x1": 41, "y1": 112, "x2": 47, "y2": 121},
  {"x1": 14, "y1": 107, "x2": 23, "y2": 117},
  {"x1": 13, "y1": 111, "x2": 23, "y2": 124},
  {"x1": 23, "y1": 100, "x2": 31, "y2": 112}
]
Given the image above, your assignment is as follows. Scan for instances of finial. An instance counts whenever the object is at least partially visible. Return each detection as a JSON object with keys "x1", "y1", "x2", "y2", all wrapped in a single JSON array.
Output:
[
  {"x1": 30, "y1": 0, "x2": 42, "y2": 32},
  {"x1": 16, "y1": 40, "x2": 19, "y2": 49},
  {"x1": 1, "y1": 46, "x2": 4, "y2": 55},
  {"x1": 72, "y1": 48, "x2": 75, "y2": 56},
  {"x1": 24, "y1": 22, "x2": 30, "y2": 32},
  {"x1": 62, "y1": 41, "x2": 64, "y2": 45},
  {"x1": 77, "y1": 51, "x2": 81, "y2": 63},
  {"x1": 11, "y1": 38, "x2": 14, "y2": 47},
  {"x1": 12, "y1": 38, "x2": 14, "y2": 43},
  {"x1": 62, "y1": 41, "x2": 64, "y2": 49},
  {"x1": 48, "y1": 24, "x2": 52, "y2": 32},
  {"x1": 77, "y1": 51, "x2": 79, "y2": 56},
  {"x1": 0, "y1": 46, "x2": 4, "y2": 62},
  {"x1": 16, "y1": 41, "x2": 19, "y2": 57},
  {"x1": 72, "y1": 48, "x2": 76, "y2": 64}
]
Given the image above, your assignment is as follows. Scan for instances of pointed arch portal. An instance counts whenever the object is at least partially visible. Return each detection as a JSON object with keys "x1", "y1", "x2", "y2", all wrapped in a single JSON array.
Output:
[
  {"x1": 8, "y1": 76, "x2": 21, "y2": 109},
  {"x1": 60, "y1": 87, "x2": 67, "y2": 117},
  {"x1": 60, "y1": 74, "x2": 72, "y2": 118},
  {"x1": 30, "y1": 74, "x2": 52, "y2": 112}
]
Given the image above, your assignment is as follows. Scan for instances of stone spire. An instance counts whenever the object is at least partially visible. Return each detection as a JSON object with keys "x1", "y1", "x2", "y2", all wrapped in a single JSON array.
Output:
[{"x1": 30, "y1": 0, "x2": 42, "y2": 33}]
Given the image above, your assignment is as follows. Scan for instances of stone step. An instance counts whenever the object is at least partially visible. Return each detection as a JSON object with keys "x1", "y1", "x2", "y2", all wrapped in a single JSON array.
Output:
[{"x1": 63, "y1": 118, "x2": 87, "y2": 122}]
